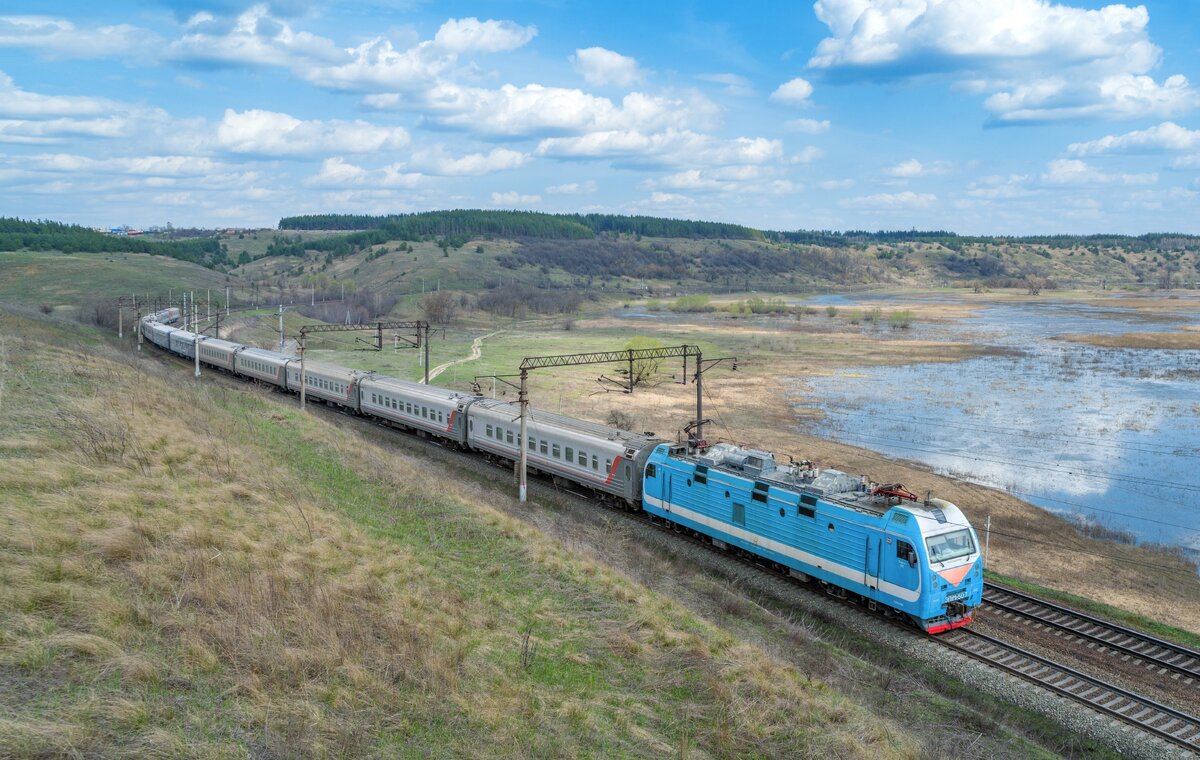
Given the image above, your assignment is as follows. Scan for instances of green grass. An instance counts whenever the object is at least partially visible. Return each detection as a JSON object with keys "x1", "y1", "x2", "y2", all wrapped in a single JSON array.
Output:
[
  {"x1": 0, "y1": 251, "x2": 231, "y2": 310},
  {"x1": 986, "y1": 571, "x2": 1200, "y2": 649}
]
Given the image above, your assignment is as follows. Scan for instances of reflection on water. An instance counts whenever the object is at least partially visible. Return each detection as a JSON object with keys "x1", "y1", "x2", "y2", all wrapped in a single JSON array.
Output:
[{"x1": 796, "y1": 298, "x2": 1200, "y2": 559}]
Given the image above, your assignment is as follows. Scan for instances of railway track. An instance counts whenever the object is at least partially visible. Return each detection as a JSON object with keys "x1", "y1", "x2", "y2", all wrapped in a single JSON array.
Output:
[
  {"x1": 939, "y1": 628, "x2": 1200, "y2": 754},
  {"x1": 983, "y1": 582, "x2": 1200, "y2": 683}
]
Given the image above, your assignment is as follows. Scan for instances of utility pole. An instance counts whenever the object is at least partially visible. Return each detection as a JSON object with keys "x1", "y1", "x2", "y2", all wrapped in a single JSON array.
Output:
[
  {"x1": 518, "y1": 369, "x2": 528, "y2": 502},
  {"x1": 299, "y1": 333, "x2": 307, "y2": 411},
  {"x1": 984, "y1": 515, "x2": 991, "y2": 569},
  {"x1": 278, "y1": 305, "x2": 284, "y2": 353},
  {"x1": 489, "y1": 345, "x2": 736, "y2": 504},
  {"x1": 207, "y1": 289, "x2": 211, "y2": 322},
  {"x1": 194, "y1": 303, "x2": 201, "y2": 378},
  {"x1": 226, "y1": 285, "x2": 230, "y2": 317}
]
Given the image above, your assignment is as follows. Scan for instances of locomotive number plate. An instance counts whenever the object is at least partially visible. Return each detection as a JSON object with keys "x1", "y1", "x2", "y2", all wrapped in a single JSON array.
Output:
[{"x1": 945, "y1": 589, "x2": 968, "y2": 602}]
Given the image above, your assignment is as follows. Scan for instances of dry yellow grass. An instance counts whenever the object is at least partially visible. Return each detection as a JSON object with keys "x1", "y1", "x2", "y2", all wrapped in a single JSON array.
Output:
[
  {"x1": 0, "y1": 309, "x2": 934, "y2": 758},
  {"x1": 1055, "y1": 331, "x2": 1200, "y2": 350}
]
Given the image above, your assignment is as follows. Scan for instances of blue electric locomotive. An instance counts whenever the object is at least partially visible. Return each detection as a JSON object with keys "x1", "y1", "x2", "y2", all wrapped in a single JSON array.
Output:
[{"x1": 642, "y1": 442, "x2": 982, "y2": 633}]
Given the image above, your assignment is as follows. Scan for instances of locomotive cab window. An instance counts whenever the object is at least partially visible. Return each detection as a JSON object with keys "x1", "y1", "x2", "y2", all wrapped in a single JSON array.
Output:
[
  {"x1": 926, "y1": 530, "x2": 975, "y2": 563},
  {"x1": 896, "y1": 540, "x2": 917, "y2": 567},
  {"x1": 646, "y1": 463, "x2": 657, "y2": 478}
]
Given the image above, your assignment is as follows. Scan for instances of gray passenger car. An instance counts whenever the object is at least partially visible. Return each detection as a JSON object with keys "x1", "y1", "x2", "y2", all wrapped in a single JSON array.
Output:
[
  {"x1": 465, "y1": 398, "x2": 662, "y2": 505},
  {"x1": 359, "y1": 374, "x2": 475, "y2": 444},
  {"x1": 196, "y1": 337, "x2": 243, "y2": 372},
  {"x1": 283, "y1": 359, "x2": 363, "y2": 410},
  {"x1": 233, "y1": 347, "x2": 289, "y2": 388},
  {"x1": 144, "y1": 321, "x2": 175, "y2": 350}
]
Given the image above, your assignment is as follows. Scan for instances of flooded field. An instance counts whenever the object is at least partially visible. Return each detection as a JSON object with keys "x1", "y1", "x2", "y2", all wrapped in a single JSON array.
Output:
[{"x1": 795, "y1": 295, "x2": 1200, "y2": 560}]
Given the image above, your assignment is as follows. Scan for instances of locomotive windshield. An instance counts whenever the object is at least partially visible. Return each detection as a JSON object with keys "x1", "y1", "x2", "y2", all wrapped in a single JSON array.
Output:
[{"x1": 925, "y1": 529, "x2": 975, "y2": 563}]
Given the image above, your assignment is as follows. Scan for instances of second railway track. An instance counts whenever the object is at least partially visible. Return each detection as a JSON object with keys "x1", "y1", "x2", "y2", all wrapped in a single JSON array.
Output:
[
  {"x1": 983, "y1": 582, "x2": 1200, "y2": 684},
  {"x1": 939, "y1": 628, "x2": 1200, "y2": 754}
]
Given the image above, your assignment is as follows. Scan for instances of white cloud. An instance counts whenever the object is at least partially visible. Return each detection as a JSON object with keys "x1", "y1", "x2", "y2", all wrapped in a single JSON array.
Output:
[
  {"x1": 649, "y1": 191, "x2": 693, "y2": 204},
  {"x1": 297, "y1": 37, "x2": 450, "y2": 92},
  {"x1": 0, "y1": 71, "x2": 121, "y2": 119},
  {"x1": 537, "y1": 129, "x2": 782, "y2": 168},
  {"x1": 165, "y1": 5, "x2": 343, "y2": 68},
  {"x1": 430, "y1": 148, "x2": 527, "y2": 176},
  {"x1": 810, "y1": 0, "x2": 1156, "y2": 70},
  {"x1": 791, "y1": 146, "x2": 825, "y2": 164},
  {"x1": 0, "y1": 15, "x2": 155, "y2": 60},
  {"x1": 770, "y1": 77, "x2": 814, "y2": 105},
  {"x1": 1040, "y1": 158, "x2": 1156, "y2": 186},
  {"x1": 434, "y1": 17, "x2": 536, "y2": 53},
  {"x1": 786, "y1": 118, "x2": 830, "y2": 134},
  {"x1": 1067, "y1": 121, "x2": 1200, "y2": 156},
  {"x1": 844, "y1": 191, "x2": 938, "y2": 209},
  {"x1": 820, "y1": 178, "x2": 855, "y2": 190},
  {"x1": 0, "y1": 71, "x2": 161, "y2": 143},
  {"x1": 545, "y1": 180, "x2": 597, "y2": 194},
  {"x1": 572, "y1": 47, "x2": 643, "y2": 87},
  {"x1": 215, "y1": 109, "x2": 409, "y2": 156},
  {"x1": 808, "y1": 0, "x2": 1197, "y2": 123},
  {"x1": 884, "y1": 158, "x2": 951, "y2": 177},
  {"x1": 424, "y1": 84, "x2": 714, "y2": 137},
  {"x1": 490, "y1": 191, "x2": 541, "y2": 206},
  {"x1": 696, "y1": 73, "x2": 754, "y2": 97},
  {"x1": 986, "y1": 73, "x2": 1198, "y2": 123},
  {"x1": 651, "y1": 169, "x2": 724, "y2": 191},
  {"x1": 0, "y1": 117, "x2": 132, "y2": 143},
  {"x1": 23, "y1": 153, "x2": 222, "y2": 176},
  {"x1": 305, "y1": 157, "x2": 369, "y2": 186},
  {"x1": 966, "y1": 174, "x2": 1032, "y2": 199}
]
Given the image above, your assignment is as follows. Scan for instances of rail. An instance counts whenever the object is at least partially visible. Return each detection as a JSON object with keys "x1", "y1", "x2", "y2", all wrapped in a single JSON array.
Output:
[
  {"x1": 938, "y1": 628, "x2": 1200, "y2": 753},
  {"x1": 983, "y1": 582, "x2": 1200, "y2": 682}
]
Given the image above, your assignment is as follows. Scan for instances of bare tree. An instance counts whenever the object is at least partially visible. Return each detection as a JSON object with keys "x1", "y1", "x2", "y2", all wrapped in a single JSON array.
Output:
[{"x1": 422, "y1": 291, "x2": 458, "y2": 324}]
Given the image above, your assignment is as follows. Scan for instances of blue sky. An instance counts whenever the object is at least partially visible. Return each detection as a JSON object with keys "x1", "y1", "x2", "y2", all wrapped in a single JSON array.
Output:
[{"x1": 1, "y1": 1, "x2": 1198, "y2": 234}]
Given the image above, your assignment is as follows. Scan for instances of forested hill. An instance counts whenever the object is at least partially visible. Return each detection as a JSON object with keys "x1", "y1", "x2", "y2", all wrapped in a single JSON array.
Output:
[
  {"x1": 278, "y1": 210, "x2": 1199, "y2": 253},
  {"x1": 278, "y1": 210, "x2": 762, "y2": 241},
  {"x1": 0, "y1": 218, "x2": 224, "y2": 266}
]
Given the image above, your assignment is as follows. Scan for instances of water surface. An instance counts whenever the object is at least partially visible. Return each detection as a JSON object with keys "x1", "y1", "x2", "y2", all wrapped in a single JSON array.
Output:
[{"x1": 795, "y1": 297, "x2": 1200, "y2": 559}]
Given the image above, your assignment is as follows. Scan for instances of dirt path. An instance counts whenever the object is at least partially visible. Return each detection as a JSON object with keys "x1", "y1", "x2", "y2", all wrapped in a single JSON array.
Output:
[{"x1": 424, "y1": 331, "x2": 501, "y2": 383}]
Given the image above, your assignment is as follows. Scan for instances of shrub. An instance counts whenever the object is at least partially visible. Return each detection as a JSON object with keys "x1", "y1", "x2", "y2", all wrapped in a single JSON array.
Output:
[{"x1": 670, "y1": 295, "x2": 714, "y2": 312}]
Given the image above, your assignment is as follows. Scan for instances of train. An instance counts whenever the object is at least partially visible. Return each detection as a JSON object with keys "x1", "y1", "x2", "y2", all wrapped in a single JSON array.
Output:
[{"x1": 140, "y1": 308, "x2": 982, "y2": 633}]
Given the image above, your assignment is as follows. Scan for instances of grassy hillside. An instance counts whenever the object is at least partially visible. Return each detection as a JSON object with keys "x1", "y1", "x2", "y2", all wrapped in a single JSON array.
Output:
[
  {"x1": 0, "y1": 308, "x2": 931, "y2": 758},
  {"x1": 226, "y1": 231, "x2": 1200, "y2": 303},
  {"x1": 0, "y1": 251, "x2": 232, "y2": 314}
]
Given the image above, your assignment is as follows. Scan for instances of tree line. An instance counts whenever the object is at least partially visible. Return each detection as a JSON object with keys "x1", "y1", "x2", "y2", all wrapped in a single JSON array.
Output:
[
  {"x1": 0, "y1": 217, "x2": 225, "y2": 267},
  {"x1": 278, "y1": 210, "x2": 761, "y2": 241}
]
